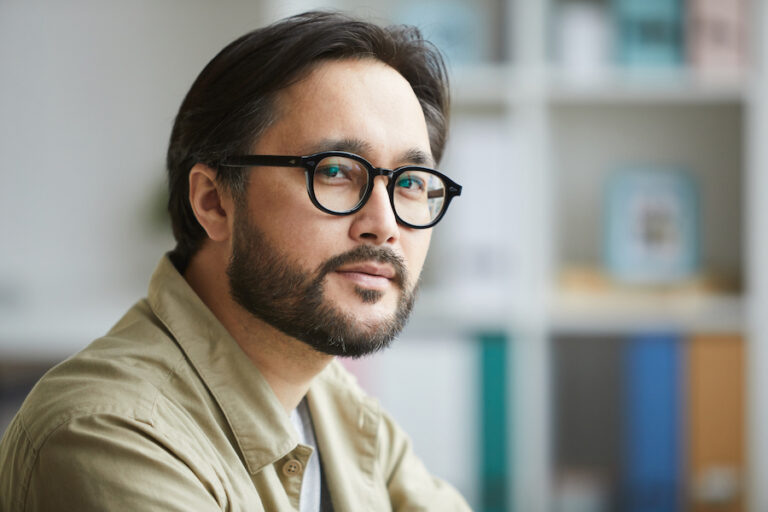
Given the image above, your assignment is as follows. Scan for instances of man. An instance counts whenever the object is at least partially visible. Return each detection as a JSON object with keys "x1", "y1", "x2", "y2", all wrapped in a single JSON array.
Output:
[{"x1": 0, "y1": 11, "x2": 467, "y2": 511}]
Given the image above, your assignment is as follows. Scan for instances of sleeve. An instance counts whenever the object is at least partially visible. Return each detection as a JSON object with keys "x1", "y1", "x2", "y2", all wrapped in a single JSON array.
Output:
[
  {"x1": 378, "y1": 410, "x2": 473, "y2": 512},
  {"x1": 20, "y1": 413, "x2": 227, "y2": 512}
]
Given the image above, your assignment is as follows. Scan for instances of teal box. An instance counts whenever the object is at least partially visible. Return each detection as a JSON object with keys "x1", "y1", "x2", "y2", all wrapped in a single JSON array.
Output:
[
  {"x1": 393, "y1": 0, "x2": 487, "y2": 65},
  {"x1": 613, "y1": 0, "x2": 684, "y2": 67}
]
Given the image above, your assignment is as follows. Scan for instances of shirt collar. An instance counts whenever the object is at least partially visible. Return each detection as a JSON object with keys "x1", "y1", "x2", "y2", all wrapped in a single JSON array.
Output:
[{"x1": 146, "y1": 254, "x2": 297, "y2": 473}]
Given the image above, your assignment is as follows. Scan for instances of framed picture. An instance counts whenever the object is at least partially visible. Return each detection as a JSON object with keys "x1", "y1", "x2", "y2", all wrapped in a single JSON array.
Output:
[{"x1": 604, "y1": 167, "x2": 699, "y2": 284}]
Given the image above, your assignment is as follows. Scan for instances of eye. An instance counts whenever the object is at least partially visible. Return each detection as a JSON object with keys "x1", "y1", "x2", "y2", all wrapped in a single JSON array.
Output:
[
  {"x1": 315, "y1": 158, "x2": 359, "y2": 184},
  {"x1": 317, "y1": 162, "x2": 345, "y2": 179},
  {"x1": 396, "y1": 174, "x2": 425, "y2": 191},
  {"x1": 313, "y1": 156, "x2": 368, "y2": 199}
]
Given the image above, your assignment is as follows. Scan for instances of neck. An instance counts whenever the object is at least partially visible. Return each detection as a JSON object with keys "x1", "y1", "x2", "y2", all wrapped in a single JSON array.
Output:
[{"x1": 184, "y1": 245, "x2": 333, "y2": 414}]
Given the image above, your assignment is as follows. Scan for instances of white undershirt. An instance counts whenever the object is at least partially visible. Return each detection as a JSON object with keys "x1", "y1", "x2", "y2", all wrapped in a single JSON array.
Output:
[{"x1": 290, "y1": 398, "x2": 321, "y2": 512}]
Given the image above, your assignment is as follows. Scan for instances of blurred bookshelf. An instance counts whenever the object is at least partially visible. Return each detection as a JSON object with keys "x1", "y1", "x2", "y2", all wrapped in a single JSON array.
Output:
[
  {"x1": 2, "y1": 1, "x2": 767, "y2": 511},
  {"x1": 365, "y1": 0, "x2": 763, "y2": 511}
]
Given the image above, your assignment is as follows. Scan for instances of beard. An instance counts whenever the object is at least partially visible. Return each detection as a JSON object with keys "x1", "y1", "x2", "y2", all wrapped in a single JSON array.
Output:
[{"x1": 226, "y1": 211, "x2": 418, "y2": 358}]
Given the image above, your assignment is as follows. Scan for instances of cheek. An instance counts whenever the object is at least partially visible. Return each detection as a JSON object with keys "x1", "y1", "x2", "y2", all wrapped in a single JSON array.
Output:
[
  {"x1": 402, "y1": 230, "x2": 432, "y2": 284},
  {"x1": 244, "y1": 173, "x2": 319, "y2": 241},
  {"x1": 283, "y1": 222, "x2": 349, "y2": 268},
  {"x1": 246, "y1": 199, "x2": 351, "y2": 270}
]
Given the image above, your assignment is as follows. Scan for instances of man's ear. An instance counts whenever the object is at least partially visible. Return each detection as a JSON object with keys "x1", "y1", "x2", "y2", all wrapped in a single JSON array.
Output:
[{"x1": 188, "y1": 163, "x2": 234, "y2": 242}]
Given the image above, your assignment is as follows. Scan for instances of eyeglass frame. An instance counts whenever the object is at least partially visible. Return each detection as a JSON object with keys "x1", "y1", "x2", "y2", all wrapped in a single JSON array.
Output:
[{"x1": 218, "y1": 151, "x2": 462, "y2": 229}]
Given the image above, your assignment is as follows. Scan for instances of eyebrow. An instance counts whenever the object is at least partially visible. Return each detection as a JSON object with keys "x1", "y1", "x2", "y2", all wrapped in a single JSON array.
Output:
[
  {"x1": 304, "y1": 138, "x2": 436, "y2": 168},
  {"x1": 400, "y1": 147, "x2": 435, "y2": 168}
]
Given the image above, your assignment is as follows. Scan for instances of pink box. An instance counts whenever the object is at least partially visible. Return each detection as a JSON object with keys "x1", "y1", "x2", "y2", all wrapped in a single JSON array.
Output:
[{"x1": 688, "y1": 0, "x2": 748, "y2": 75}]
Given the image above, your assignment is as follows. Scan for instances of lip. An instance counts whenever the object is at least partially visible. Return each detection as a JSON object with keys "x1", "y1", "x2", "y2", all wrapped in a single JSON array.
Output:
[
  {"x1": 335, "y1": 262, "x2": 396, "y2": 280},
  {"x1": 334, "y1": 262, "x2": 397, "y2": 290}
]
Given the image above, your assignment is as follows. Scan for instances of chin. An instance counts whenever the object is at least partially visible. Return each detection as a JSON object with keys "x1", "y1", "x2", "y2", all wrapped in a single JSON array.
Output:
[{"x1": 340, "y1": 291, "x2": 399, "y2": 317}]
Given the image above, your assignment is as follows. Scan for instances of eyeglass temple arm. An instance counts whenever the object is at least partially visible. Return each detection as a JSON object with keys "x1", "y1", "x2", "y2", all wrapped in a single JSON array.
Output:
[
  {"x1": 427, "y1": 185, "x2": 461, "y2": 199},
  {"x1": 443, "y1": 183, "x2": 462, "y2": 197},
  {"x1": 219, "y1": 155, "x2": 306, "y2": 168}
]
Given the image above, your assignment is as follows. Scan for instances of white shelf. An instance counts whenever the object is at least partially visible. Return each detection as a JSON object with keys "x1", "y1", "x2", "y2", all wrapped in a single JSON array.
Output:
[
  {"x1": 550, "y1": 290, "x2": 745, "y2": 335},
  {"x1": 546, "y1": 67, "x2": 748, "y2": 104},
  {"x1": 450, "y1": 64, "x2": 749, "y2": 108},
  {"x1": 407, "y1": 285, "x2": 746, "y2": 336}
]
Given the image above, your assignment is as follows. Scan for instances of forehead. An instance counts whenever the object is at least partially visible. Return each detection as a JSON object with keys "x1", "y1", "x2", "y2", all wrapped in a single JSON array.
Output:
[{"x1": 254, "y1": 58, "x2": 432, "y2": 163}]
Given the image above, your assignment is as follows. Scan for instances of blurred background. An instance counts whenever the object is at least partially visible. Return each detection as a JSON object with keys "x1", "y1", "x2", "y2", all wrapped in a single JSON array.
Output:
[{"x1": 1, "y1": 0, "x2": 767, "y2": 511}]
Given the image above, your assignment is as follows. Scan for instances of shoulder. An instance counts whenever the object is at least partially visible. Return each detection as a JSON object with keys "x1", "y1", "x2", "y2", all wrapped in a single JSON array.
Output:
[
  {"x1": 0, "y1": 407, "x2": 225, "y2": 511},
  {"x1": 12, "y1": 298, "x2": 191, "y2": 450},
  {"x1": 0, "y1": 300, "x2": 222, "y2": 510}
]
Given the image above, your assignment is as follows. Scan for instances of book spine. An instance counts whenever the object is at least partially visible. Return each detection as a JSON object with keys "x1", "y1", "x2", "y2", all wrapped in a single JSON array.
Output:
[
  {"x1": 553, "y1": 335, "x2": 623, "y2": 511},
  {"x1": 687, "y1": 334, "x2": 745, "y2": 512},
  {"x1": 480, "y1": 332, "x2": 510, "y2": 512},
  {"x1": 623, "y1": 332, "x2": 683, "y2": 512}
]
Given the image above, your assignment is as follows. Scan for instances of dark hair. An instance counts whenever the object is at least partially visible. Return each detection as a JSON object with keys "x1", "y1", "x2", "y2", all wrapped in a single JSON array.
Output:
[{"x1": 166, "y1": 10, "x2": 450, "y2": 269}]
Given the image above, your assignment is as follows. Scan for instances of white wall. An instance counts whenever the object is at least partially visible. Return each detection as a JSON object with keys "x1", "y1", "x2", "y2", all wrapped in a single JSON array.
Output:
[{"x1": 0, "y1": 1, "x2": 276, "y2": 351}]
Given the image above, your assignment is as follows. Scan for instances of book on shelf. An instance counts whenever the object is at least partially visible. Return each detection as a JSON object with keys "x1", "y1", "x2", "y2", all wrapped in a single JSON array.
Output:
[
  {"x1": 687, "y1": 334, "x2": 745, "y2": 512},
  {"x1": 479, "y1": 332, "x2": 509, "y2": 512},
  {"x1": 552, "y1": 334, "x2": 623, "y2": 511},
  {"x1": 552, "y1": 332, "x2": 748, "y2": 512},
  {"x1": 622, "y1": 332, "x2": 683, "y2": 512}
]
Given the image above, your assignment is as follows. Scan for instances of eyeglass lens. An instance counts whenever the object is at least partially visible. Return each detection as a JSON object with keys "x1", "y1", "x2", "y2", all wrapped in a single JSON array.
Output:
[{"x1": 312, "y1": 155, "x2": 447, "y2": 226}]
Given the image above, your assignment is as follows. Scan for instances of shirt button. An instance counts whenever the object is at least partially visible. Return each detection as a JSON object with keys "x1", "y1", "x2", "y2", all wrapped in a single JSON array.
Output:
[{"x1": 282, "y1": 459, "x2": 303, "y2": 477}]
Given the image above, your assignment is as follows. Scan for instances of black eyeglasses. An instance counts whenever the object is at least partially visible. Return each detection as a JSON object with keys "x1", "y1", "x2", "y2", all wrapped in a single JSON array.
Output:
[{"x1": 219, "y1": 151, "x2": 462, "y2": 229}]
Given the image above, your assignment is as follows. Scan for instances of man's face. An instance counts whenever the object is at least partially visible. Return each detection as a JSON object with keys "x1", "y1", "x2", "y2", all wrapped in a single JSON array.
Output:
[{"x1": 226, "y1": 58, "x2": 434, "y2": 357}]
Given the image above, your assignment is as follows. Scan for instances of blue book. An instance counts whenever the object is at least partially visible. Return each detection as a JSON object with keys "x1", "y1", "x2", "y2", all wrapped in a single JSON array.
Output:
[
  {"x1": 613, "y1": 0, "x2": 684, "y2": 67},
  {"x1": 622, "y1": 333, "x2": 683, "y2": 512}
]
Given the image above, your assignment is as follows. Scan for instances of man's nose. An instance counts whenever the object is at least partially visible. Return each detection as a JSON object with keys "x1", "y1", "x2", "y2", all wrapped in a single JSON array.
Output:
[{"x1": 348, "y1": 176, "x2": 399, "y2": 244}]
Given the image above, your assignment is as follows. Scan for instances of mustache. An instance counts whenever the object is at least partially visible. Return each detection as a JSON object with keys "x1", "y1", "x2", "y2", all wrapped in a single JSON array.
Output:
[{"x1": 316, "y1": 245, "x2": 407, "y2": 289}]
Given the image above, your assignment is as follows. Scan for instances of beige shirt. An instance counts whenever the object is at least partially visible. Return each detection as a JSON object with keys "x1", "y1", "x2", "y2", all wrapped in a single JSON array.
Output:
[{"x1": 0, "y1": 256, "x2": 471, "y2": 511}]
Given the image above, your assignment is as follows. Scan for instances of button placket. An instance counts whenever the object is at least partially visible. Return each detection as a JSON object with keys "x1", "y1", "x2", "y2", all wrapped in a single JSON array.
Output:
[
  {"x1": 282, "y1": 459, "x2": 303, "y2": 477},
  {"x1": 277, "y1": 445, "x2": 313, "y2": 510}
]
